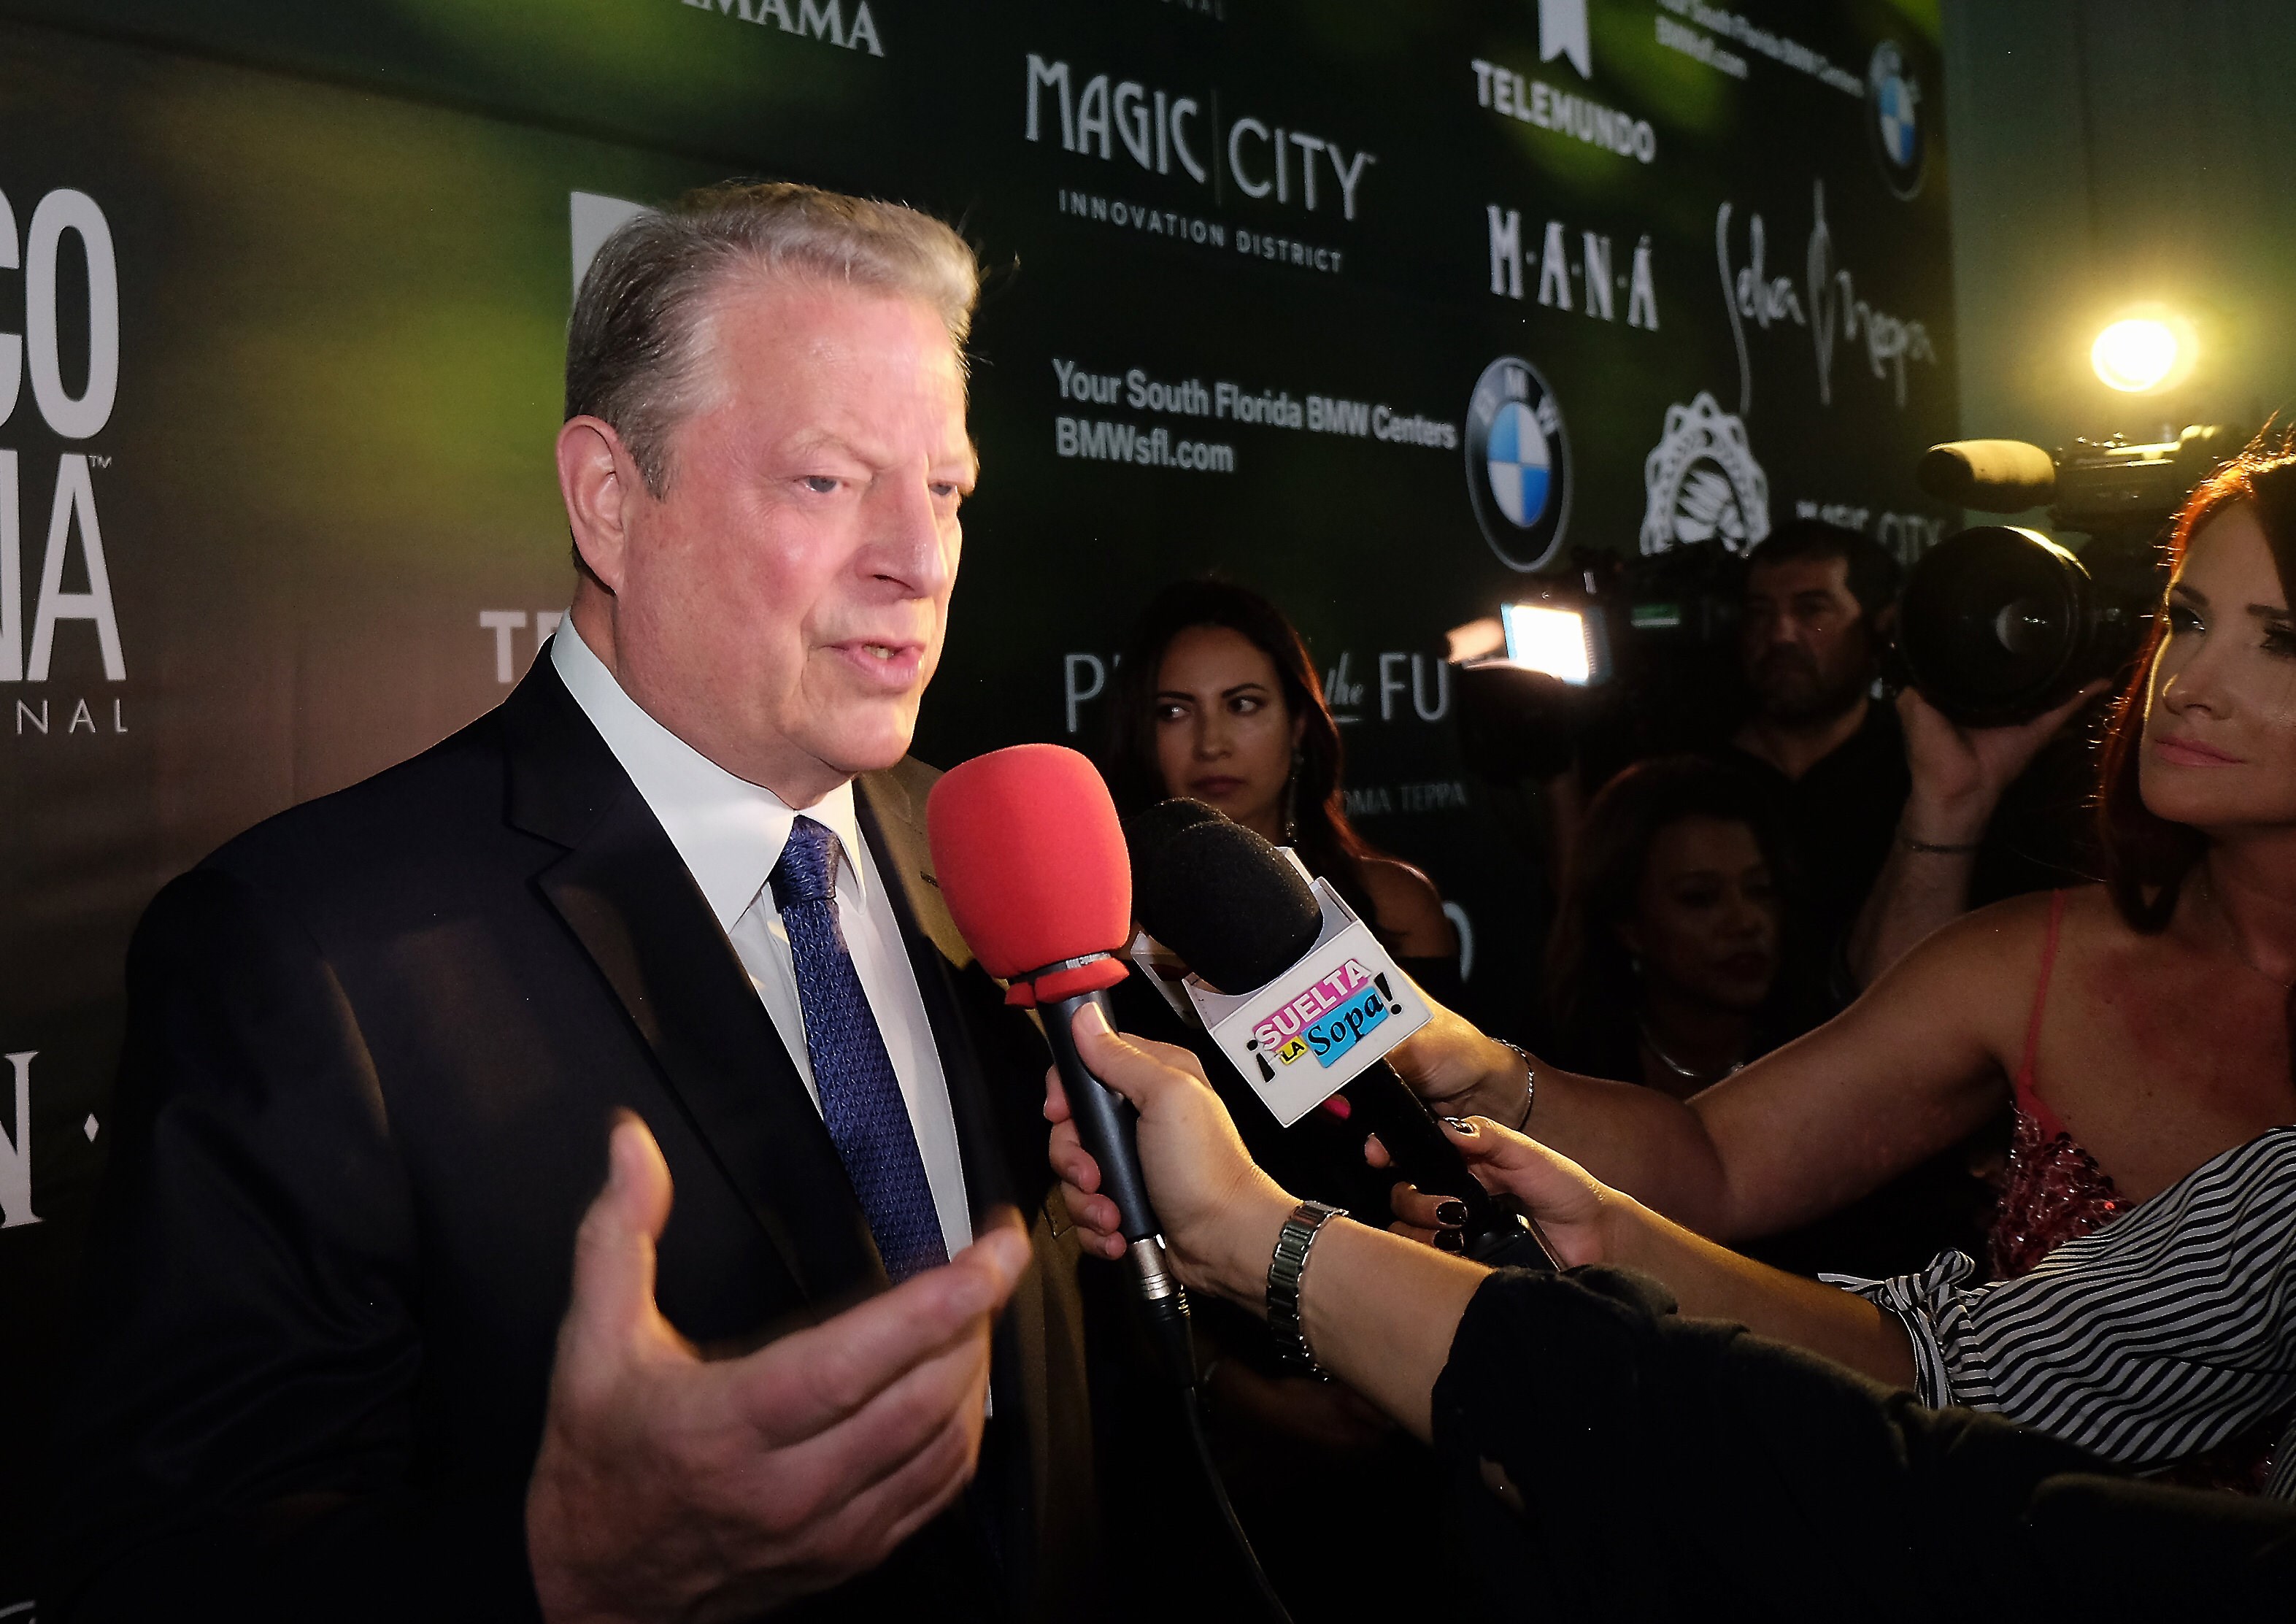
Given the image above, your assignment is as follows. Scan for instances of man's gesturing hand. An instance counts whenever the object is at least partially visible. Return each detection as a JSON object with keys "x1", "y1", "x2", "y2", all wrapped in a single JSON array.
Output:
[{"x1": 526, "y1": 1114, "x2": 1031, "y2": 1624}]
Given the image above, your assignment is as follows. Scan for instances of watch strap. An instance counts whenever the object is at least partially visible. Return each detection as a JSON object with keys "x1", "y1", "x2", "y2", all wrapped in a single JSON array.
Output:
[{"x1": 1266, "y1": 1199, "x2": 1346, "y2": 1373}]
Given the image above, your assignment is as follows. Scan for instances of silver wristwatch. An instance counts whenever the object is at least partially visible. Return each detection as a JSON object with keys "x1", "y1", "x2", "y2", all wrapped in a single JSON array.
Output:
[{"x1": 1266, "y1": 1199, "x2": 1346, "y2": 1374}]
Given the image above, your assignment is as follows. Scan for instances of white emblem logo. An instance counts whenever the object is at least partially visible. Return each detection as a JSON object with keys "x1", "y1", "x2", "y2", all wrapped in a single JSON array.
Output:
[
  {"x1": 1641, "y1": 393, "x2": 1770, "y2": 557},
  {"x1": 1539, "y1": 0, "x2": 1592, "y2": 80}
]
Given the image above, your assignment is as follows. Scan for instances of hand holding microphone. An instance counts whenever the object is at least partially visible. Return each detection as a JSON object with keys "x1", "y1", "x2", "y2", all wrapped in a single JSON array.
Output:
[
  {"x1": 926, "y1": 745, "x2": 1198, "y2": 1379},
  {"x1": 1125, "y1": 806, "x2": 1555, "y2": 1271},
  {"x1": 1044, "y1": 1004, "x2": 1295, "y2": 1298}
]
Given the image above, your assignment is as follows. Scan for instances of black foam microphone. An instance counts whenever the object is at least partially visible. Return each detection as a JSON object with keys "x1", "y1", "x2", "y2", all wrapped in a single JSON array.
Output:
[{"x1": 1131, "y1": 810, "x2": 1555, "y2": 1271}]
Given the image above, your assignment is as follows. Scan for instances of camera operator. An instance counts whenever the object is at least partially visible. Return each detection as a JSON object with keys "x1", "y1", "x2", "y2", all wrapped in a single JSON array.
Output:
[
  {"x1": 1714, "y1": 518, "x2": 2097, "y2": 993},
  {"x1": 1723, "y1": 518, "x2": 1911, "y2": 961}
]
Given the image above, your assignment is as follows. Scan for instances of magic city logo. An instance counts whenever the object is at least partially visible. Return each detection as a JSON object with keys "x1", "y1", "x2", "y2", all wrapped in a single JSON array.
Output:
[
  {"x1": 1464, "y1": 356, "x2": 1571, "y2": 573},
  {"x1": 1867, "y1": 41, "x2": 1925, "y2": 199}
]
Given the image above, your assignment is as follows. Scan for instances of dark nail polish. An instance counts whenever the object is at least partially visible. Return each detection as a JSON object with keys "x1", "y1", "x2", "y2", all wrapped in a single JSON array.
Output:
[
  {"x1": 1434, "y1": 1228, "x2": 1466, "y2": 1252},
  {"x1": 1436, "y1": 1199, "x2": 1470, "y2": 1228},
  {"x1": 1444, "y1": 1116, "x2": 1479, "y2": 1136}
]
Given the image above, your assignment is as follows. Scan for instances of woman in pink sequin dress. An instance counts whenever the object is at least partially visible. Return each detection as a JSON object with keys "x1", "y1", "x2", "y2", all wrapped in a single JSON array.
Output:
[{"x1": 1387, "y1": 444, "x2": 2296, "y2": 1492}]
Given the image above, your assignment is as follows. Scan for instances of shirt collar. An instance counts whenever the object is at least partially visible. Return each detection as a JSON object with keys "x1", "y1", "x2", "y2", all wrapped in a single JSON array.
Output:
[{"x1": 550, "y1": 614, "x2": 866, "y2": 929}]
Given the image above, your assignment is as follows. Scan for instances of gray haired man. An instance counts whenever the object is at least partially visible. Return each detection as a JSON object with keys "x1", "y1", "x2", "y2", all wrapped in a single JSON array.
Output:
[{"x1": 55, "y1": 185, "x2": 1099, "y2": 1623}]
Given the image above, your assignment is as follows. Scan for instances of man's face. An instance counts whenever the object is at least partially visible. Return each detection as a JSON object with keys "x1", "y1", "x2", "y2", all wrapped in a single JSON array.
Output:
[
  {"x1": 1738, "y1": 553, "x2": 1876, "y2": 723},
  {"x1": 591, "y1": 279, "x2": 974, "y2": 803}
]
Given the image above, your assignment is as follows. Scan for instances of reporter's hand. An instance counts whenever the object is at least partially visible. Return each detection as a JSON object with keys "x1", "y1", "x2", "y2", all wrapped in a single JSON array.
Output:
[
  {"x1": 1043, "y1": 1004, "x2": 1294, "y2": 1303},
  {"x1": 526, "y1": 1114, "x2": 1032, "y2": 1624},
  {"x1": 1897, "y1": 680, "x2": 2106, "y2": 843},
  {"x1": 1370, "y1": 1117, "x2": 1615, "y2": 1269},
  {"x1": 1384, "y1": 992, "x2": 1536, "y2": 1125}
]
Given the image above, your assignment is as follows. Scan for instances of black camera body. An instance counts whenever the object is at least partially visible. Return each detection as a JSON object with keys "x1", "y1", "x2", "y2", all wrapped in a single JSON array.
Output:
[
  {"x1": 1898, "y1": 426, "x2": 2243, "y2": 724},
  {"x1": 1454, "y1": 543, "x2": 1747, "y2": 785}
]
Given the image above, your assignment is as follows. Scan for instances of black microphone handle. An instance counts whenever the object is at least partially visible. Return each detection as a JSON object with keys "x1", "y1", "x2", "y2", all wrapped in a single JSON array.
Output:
[
  {"x1": 1046, "y1": 987, "x2": 1195, "y2": 1386},
  {"x1": 1044, "y1": 987, "x2": 1157, "y2": 1241},
  {"x1": 1341, "y1": 1061, "x2": 1556, "y2": 1271}
]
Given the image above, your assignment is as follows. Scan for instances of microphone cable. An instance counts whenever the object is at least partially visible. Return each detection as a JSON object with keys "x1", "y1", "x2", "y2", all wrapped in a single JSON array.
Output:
[
  {"x1": 1176, "y1": 1359, "x2": 1296, "y2": 1624},
  {"x1": 1127, "y1": 1274, "x2": 1293, "y2": 1622}
]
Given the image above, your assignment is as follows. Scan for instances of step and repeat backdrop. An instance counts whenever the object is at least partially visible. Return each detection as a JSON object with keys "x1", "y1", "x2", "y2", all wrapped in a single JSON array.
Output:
[{"x1": 0, "y1": 0, "x2": 1952, "y2": 1596}]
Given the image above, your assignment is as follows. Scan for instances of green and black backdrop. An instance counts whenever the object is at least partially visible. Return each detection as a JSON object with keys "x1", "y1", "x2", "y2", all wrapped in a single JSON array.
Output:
[{"x1": 0, "y1": 0, "x2": 1953, "y2": 1600}]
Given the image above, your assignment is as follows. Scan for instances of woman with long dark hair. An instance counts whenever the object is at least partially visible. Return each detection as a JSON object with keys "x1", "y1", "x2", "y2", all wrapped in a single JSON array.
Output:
[
  {"x1": 1106, "y1": 578, "x2": 1458, "y2": 983},
  {"x1": 1377, "y1": 442, "x2": 2296, "y2": 1492},
  {"x1": 1542, "y1": 756, "x2": 1813, "y2": 1098}
]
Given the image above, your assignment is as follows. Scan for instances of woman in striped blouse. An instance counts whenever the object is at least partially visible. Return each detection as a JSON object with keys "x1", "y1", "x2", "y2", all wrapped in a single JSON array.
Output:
[{"x1": 1385, "y1": 442, "x2": 2296, "y2": 1492}]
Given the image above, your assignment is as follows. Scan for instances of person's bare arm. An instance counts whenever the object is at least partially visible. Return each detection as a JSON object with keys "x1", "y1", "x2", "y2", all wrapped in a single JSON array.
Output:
[
  {"x1": 527, "y1": 1115, "x2": 1031, "y2": 1624},
  {"x1": 1391, "y1": 893, "x2": 2051, "y2": 1239},
  {"x1": 1359, "y1": 856, "x2": 1460, "y2": 959},
  {"x1": 1042, "y1": 1007, "x2": 1485, "y2": 1443},
  {"x1": 1846, "y1": 684, "x2": 2103, "y2": 988},
  {"x1": 1387, "y1": 1123, "x2": 1915, "y2": 1388}
]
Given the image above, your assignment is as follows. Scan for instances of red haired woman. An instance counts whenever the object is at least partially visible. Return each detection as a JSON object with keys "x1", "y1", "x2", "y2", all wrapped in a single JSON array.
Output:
[{"x1": 1373, "y1": 445, "x2": 2296, "y2": 1493}]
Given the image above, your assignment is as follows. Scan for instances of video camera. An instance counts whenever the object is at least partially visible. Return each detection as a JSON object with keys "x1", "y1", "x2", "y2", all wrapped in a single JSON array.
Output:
[
  {"x1": 1451, "y1": 423, "x2": 2246, "y2": 779},
  {"x1": 1451, "y1": 541, "x2": 1746, "y2": 784},
  {"x1": 1895, "y1": 426, "x2": 2243, "y2": 724}
]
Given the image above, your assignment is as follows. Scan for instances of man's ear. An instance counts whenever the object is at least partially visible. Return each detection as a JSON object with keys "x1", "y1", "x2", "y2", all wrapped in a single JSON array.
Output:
[
  {"x1": 557, "y1": 416, "x2": 639, "y2": 593},
  {"x1": 1869, "y1": 601, "x2": 1900, "y2": 642}
]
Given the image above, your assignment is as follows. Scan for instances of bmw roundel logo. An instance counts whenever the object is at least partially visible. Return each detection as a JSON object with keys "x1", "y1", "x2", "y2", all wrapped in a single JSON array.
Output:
[
  {"x1": 1464, "y1": 355, "x2": 1571, "y2": 572},
  {"x1": 1867, "y1": 41, "x2": 1925, "y2": 199}
]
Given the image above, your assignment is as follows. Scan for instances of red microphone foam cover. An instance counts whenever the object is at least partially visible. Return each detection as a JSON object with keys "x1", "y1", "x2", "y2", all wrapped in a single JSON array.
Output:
[{"x1": 925, "y1": 744, "x2": 1132, "y2": 1007}]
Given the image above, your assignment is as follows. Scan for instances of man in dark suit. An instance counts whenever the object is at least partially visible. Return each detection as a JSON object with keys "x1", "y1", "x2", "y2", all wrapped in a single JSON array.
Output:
[{"x1": 50, "y1": 183, "x2": 1098, "y2": 1621}]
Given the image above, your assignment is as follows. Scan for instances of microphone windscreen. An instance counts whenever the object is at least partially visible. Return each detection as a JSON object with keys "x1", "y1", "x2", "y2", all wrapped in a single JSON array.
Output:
[
  {"x1": 1123, "y1": 798, "x2": 1223, "y2": 881},
  {"x1": 1133, "y1": 818, "x2": 1322, "y2": 995},
  {"x1": 1916, "y1": 439, "x2": 2058, "y2": 511},
  {"x1": 927, "y1": 744, "x2": 1132, "y2": 981}
]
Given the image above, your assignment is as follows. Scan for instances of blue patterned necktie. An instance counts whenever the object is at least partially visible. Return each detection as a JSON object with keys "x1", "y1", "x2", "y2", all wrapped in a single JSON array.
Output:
[{"x1": 770, "y1": 815, "x2": 949, "y2": 1282}]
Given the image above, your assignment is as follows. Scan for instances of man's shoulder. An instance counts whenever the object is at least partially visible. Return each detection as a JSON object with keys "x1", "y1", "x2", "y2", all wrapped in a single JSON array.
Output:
[
  {"x1": 856, "y1": 754, "x2": 942, "y2": 828},
  {"x1": 215, "y1": 710, "x2": 505, "y2": 861},
  {"x1": 182, "y1": 707, "x2": 544, "y2": 944}
]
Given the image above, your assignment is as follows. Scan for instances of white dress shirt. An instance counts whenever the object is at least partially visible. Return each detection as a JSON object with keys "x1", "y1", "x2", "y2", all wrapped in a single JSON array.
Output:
[{"x1": 551, "y1": 618, "x2": 974, "y2": 1259}]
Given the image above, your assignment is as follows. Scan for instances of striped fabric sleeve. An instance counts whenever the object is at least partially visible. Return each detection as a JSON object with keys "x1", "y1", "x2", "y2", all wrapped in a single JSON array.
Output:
[{"x1": 1824, "y1": 1125, "x2": 2296, "y2": 1496}]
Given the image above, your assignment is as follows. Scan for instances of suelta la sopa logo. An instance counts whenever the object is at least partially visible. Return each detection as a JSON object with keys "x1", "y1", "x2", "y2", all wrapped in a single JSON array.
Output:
[
  {"x1": 1254, "y1": 958, "x2": 1398, "y2": 1071},
  {"x1": 1464, "y1": 355, "x2": 1571, "y2": 572}
]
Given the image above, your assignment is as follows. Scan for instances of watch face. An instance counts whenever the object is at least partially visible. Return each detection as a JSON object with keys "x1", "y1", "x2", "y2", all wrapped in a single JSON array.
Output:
[{"x1": 1465, "y1": 355, "x2": 1572, "y2": 572}]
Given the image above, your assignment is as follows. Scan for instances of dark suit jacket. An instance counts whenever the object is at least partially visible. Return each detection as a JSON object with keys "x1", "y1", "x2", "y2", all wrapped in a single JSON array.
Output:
[{"x1": 48, "y1": 655, "x2": 1098, "y2": 1622}]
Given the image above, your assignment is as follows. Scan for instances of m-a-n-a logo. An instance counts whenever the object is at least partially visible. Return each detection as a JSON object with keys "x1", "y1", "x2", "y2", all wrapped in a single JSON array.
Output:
[
  {"x1": 1, "y1": 1050, "x2": 39, "y2": 1229},
  {"x1": 0, "y1": 185, "x2": 127, "y2": 739},
  {"x1": 1486, "y1": 207, "x2": 1657, "y2": 328},
  {"x1": 1464, "y1": 356, "x2": 1571, "y2": 572}
]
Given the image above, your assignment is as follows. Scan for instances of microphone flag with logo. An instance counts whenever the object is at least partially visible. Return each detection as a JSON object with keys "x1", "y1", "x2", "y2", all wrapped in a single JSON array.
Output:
[{"x1": 1130, "y1": 804, "x2": 1553, "y2": 1271}]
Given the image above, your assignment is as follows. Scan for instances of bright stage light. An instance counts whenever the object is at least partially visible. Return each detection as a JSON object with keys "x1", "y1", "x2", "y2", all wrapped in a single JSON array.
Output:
[
  {"x1": 1500, "y1": 601, "x2": 1597, "y2": 685},
  {"x1": 2091, "y1": 314, "x2": 2183, "y2": 393}
]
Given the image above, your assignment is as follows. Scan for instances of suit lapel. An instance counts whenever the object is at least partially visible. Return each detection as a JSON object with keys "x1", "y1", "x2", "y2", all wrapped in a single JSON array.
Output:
[
  {"x1": 499, "y1": 658, "x2": 883, "y2": 1306},
  {"x1": 854, "y1": 764, "x2": 1023, "y2": 1219}
]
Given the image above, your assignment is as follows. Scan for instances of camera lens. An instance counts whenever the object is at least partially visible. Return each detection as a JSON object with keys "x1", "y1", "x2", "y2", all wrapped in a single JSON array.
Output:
[{"x1": 1898, "y1": 526, "x2": 2094, "y2": 725}]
